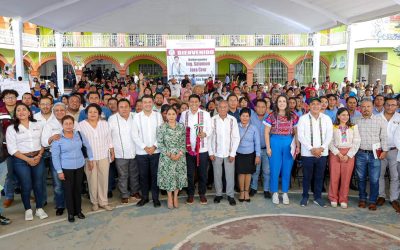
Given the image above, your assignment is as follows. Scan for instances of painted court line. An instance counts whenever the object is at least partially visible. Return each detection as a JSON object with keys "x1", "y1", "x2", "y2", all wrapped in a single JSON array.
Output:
[{"x1": 172, "y1": 214, "x2": 400, "y2": 250}]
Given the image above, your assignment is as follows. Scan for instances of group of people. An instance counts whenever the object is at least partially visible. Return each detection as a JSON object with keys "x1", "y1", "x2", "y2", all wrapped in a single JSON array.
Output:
[{"x1": 0, "y1": 72, "x2": 399, "y2": 227}]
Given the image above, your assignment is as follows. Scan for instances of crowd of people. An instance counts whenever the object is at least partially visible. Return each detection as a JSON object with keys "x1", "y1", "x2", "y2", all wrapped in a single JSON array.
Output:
[{"x1": 0, "y1": 72, "x2": 399, "y2": 226}]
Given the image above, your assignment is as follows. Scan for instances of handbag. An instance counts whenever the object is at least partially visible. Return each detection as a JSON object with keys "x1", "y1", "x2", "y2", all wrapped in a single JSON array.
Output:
[{"x1": 77, "y1": 131, "x2": 88, "y2": 158}]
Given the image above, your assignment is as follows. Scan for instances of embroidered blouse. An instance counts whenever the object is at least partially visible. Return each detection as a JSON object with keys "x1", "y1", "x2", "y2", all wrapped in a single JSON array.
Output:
[{"x1": 264, "y1": 112, "x2": 299, "y2": 135}]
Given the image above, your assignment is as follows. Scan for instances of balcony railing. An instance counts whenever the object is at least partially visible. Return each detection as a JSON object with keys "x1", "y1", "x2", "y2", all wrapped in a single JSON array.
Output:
[{"x1": 1, "y1": 30, "x2": 398, "y2": 49}]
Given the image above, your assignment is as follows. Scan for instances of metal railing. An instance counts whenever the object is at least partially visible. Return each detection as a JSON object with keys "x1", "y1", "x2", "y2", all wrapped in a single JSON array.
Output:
[{"x1": 1, "y1": 30, "x2": 398, "y2": 49}]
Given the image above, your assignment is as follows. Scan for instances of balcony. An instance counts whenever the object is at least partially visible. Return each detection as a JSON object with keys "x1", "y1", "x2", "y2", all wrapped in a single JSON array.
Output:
[{"x1": 0, "y1": 30, "x2": 398, "y2": 51}]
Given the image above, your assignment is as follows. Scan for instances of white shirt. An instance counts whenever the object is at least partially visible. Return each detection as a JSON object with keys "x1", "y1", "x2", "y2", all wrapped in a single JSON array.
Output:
[
  {"x1": 393, "y1": 126, "x2": 400, "y2": 161},
  {"x1": 6, "y1": 121, "x2": 43, "y2": 155},
  {"x1": 108, "y1": 113, "x2": 136, "y2": 159},
  {"x1": 297, "y1": 113, "x2": 333, "y2": 157},
  {"x1": 168, "y1": 82, "x2": 182, "y2": 98},
  {"x1": 179, "y1": 109, "x2": 212, "y2": 153},
  {"x1": 34, "y1": 112, "x2": 55, "y2": 126},
  {"x1": 208, "y1": 114, "x2": 240, "y2": 158},
  {"x1": 381, "y1": 112, "x2": 400, "y2": 148},
  {"x1": 132, "y1": 111, "x2": 162, "y2": 155},
  {"x1": 77, "y1": 120, "x2": 113, "y2": 161},
  {"x1": 41, "y1": 117, "x2": 78, "y2": 147}
]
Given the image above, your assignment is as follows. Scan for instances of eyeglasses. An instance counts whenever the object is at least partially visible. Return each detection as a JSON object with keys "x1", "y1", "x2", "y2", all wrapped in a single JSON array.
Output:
[
  {"x1": 40, "y1": 104, "x2": 52, "y2": 107},
  {"x1": 4, "y1": 96, "x2": 16, "y2": 100},
  {"x1": 385, "y1": 104, "x2": 397, "y2": 107}
]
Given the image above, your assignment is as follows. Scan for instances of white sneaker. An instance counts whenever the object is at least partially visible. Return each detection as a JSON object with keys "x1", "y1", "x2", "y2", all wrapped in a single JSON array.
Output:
[
  {"x1": 331, "y1": 202, "x2": 338, "y2": 208},
  {"x1": 282, "y1": 193, "x2": 290, "y2": 205},
  {"x1": 35, "y1": 208, "x2": 48, "y2": 220},
  {"x1": 272, "y1": 192, "x2": 279, "y2": 204},
  {"x1": 340, "y1": 202, "x2": 348, "y2": 209},
  {"x1": 25, "y1": 209, "x2": 33, "y2": 221}
]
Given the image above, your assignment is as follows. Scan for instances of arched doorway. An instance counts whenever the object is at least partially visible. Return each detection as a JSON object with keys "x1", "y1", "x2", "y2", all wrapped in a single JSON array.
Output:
[
  {"x1": 38, "y1": 60, "x2": 75, "y2": 88},
  {"x1": 83, "y1": 59, "x2": 121, "y2": 80},
  {"x1": 253, "y1": 59, "x2": 288, "y2": 84},
  {"x1": 295, "y1": 58, "x2": 328, "y2": 85},
  {"x1": 216, "y1": 55, "x2": 250, "y2": 83}
]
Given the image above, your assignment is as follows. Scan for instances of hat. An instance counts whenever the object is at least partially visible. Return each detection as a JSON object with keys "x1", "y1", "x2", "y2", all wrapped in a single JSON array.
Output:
[{"x1": 309, "y1": 97, "x2": 321, "y2": 103}]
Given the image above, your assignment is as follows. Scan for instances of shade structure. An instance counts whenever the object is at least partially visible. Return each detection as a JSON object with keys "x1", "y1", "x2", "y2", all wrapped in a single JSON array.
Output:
[{"x1": 1, "y1": 0, "x2": 400, "y2": 34}]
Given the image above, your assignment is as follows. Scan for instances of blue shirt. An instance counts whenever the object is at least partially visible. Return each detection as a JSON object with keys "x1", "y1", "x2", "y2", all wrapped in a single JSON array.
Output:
[
  {"x1": 51, "y1": 131, "x2": 94, "y2": 173},
  {"x1": 237, "y1": 123, "x2": 261, "y2": 156},
  {"x1": 350, "y1": 110, "x2": 362, "y2": 121},
  {"x1": 324, "y1": 108, "x2": 337, "y2": 122},
  {"x1": 78, "y1": 106, "x2": 112, "y2": 122},
  {"x1": 228, "y1": 109, "x2": 240, "y2": 123},
  {"x1": 30, "y1": 105, "x2": 40, "y2": 115},
  {"x1": 250, "y1": 110, "x2": 268, "y2": 149}
]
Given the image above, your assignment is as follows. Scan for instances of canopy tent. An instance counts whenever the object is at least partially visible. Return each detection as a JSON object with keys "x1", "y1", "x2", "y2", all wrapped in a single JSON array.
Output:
[{"x1": 1, "y1": 0, "x2": 400, "y2": 34}]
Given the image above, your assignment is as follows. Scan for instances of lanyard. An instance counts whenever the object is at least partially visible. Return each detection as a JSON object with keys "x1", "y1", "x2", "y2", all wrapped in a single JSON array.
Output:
[{"x1": 309, "y1": 114, "x2": 323, "y2": 147}]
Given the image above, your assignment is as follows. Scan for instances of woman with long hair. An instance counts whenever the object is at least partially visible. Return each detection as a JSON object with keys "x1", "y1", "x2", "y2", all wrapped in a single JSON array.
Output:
[
  {"x1": 6, "y1": 103, "x2": 47, "y2": 221},
  {"x1": 265, "y1": 95, "x2": 299, "y2": 205},
  {"x1": 157, "y1": 107, "x2": 187, "y2": 209},
  {"x1": 328, "y1": 108, "x2": 361, "y2": 208}
]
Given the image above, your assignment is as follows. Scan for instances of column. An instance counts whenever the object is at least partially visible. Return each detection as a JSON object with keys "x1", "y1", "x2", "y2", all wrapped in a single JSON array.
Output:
[
  {"x1": 346, "y1": 25, "x2": 355, "y2": 82},
  {"x1": 55, "y1": 32, "x2": 64, "y2": 94},
  {"x1": 312, "y1": 33, "x2": 321, "y2": 85},
  {"x1": 11, "y1": 17, "x2": 24, "y2": 80},
  {"x1": 246, "y1": 68, "x2": 254, "y2": 86}
]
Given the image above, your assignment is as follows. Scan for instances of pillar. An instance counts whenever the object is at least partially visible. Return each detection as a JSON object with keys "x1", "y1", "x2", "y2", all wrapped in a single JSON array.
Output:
[
  {"x1": 288, "y1": 67, "x2": 295, "y2": 82},
  {"x1": 11, "y1": 17, "x2": 24, "y2": 80},
  {"x1": 246, "y1": 68, "x2": 254, "y2": 86},
  {"x1": 312, "y1": 33, "x2": 321, "y2": 85},
  {"x1": 55, "y1": 32, "x2": 64, "y2": 94},
  {"x1": 346, "y1": 25, "x2": 355, "y2": 82}
]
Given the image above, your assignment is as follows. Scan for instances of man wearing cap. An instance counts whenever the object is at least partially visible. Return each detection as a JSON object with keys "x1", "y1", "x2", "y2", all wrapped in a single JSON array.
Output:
[{"x1": 297, "y1": 97, "x2": 333, "y2": 207}]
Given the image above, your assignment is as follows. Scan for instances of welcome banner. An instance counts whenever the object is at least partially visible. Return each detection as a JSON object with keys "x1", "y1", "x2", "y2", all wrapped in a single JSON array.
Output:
[{"x1": 166, "y1": 39, "x2": 215, "y2": 83}]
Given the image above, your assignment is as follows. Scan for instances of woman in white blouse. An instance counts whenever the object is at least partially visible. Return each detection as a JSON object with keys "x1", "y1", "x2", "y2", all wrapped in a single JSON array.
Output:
[
  {"x1": 78, "y1": 103, "x2": 115, "y2": 211},
  {"x1": 6, "y1": 103, "x2": 48, "y2": 221},
  {"x1": 328, "y1": 107, "x2": 361, "y2": 209}
]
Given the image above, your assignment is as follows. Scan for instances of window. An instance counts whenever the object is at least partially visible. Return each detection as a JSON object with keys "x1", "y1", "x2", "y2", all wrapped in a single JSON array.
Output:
[
  {"x1": 295, "y1": 58, "x2": 327, "y2": 86},
  {"x1": 253, "y1": 59, "x2": 288, "y2": 84},
  {"x1": 138, "y1": 64, "x2": 162, "y2": 76},
  {"x1": 229, "y1": 63, "x2": 243, "y2": 76}
]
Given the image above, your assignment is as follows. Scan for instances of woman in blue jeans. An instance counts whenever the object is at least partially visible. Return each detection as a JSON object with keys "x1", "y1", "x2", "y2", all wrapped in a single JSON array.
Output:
[
  {"x1": 6, "y1": 103, "x2": 47, "y2": 221},
  {"x1": 265, "y1": 95, "x2": 299, "y2": 205}
]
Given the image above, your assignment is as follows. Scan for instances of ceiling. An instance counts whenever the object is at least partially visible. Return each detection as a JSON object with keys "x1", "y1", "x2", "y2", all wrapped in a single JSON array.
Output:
[{"x1": 1, "y1": 0, "x2": 400, "y2": 34}]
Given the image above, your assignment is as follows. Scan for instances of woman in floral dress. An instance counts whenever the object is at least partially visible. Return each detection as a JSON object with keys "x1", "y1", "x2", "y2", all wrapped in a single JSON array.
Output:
[{"x1": 157, "y1": 106, "x2": 187, "y2": 209}]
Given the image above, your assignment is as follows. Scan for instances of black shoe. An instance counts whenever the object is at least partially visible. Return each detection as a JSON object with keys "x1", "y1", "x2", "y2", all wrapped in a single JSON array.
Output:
[
  {"x1": 245, "y1": 199, "x2": 251, "y2": 203},
  {"x1": 249, "y1": 189, "x2": 257, "y2": 197},
  {"x1": 228, "y1": 197, "x2": 236, "y2": 206},
  {"x1": 1, "y1": 190, "x2": 5, "y2": 196},
  {"x1": 0, "y1": 214, "x2": 11, "y2": 225},
  {"x1": 153, "y1": 200, "x2": 161, "y2": 208},
  {"x1": 56, "y1": 208, "x2": 64, "y2": 216},
  {"x1": 68, "y1": 215, "x2": 75, "y2": 223},
  {"x1": 107, "y1": 191, "x2": 113, "y2": 198},
  {"x1": 160, "y1": 190, "x2": 167, "y2": 196},
  {"x1": 14, "y1": 187, "x2": 21, "y2": 194},
  {"x1": 207, "y1": 184, "x2": 213, "y2": 190},
  {"x1": 350, "y1": 183, "x2": 358, "y2": 191},
  {"x1": 264, "y1": 191, "x2": 272, "y2": 199},
  {"x1": 76, "y1": 212, "x2": 85, "y2": 219},
  {"x1": 214, "y1": 196, "x2": 223, "y2": 203},
  {"x1": 43, "y1": 201, "x2": 48, "y2": 207},
  {"x1": 136, "y1": 198, "x2": 149, "y2": 207}
]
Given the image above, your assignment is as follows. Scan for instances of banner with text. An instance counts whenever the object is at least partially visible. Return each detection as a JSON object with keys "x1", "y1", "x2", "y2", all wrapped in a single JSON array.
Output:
[
  {"x1": 166, "y1": 39, "x2": 215, "y2": 83},
  {"x1": 0, "y1": 79, "x2": 30, "y2": 100}
]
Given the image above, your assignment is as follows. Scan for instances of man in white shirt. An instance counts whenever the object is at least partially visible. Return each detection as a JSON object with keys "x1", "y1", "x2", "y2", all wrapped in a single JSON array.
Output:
[
  {"x1": 209, "y1": 101, "x2": 240, "y2": 206},
  {"x1": 179, "y1": 94, "x2": 212, "y2": 205},
  {"x1": 377, "y1": 98, "x2": 400, "y2": 213},
  {"x1": 34, "y1": 96, "x2": 55, "y2": 207},
  {"x1": 40, "y1": 103, "x2": 70, "y2": 216},
  {"x1": 168, "y1": 78, "x2": 182, "y2": 98},
  {"x1": 297, "y1": 97, "x2": 333, "y2": 208},
  {"x1": 132, "y1": 95, "x2": 163, "y2": 208},
  {"x1": 108, "y1": 99, "x2": 141, "y2": 204}
]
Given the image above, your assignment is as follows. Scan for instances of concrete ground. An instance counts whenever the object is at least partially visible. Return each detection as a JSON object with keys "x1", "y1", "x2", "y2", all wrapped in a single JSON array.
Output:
[{"x1": 0, "y1": 185, "x2": 399, "y2": 250}]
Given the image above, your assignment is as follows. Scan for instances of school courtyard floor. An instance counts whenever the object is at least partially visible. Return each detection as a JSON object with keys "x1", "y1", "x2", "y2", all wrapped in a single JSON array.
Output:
[{"x1": 0, "y1": 187, "x2": 399, "y2": 249}]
